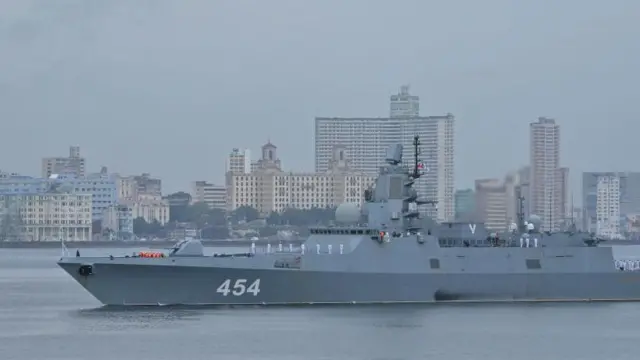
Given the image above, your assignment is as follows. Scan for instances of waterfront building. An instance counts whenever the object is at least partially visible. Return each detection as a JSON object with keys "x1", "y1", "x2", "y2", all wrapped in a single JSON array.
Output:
[
  {"x1": 0, "y1": 186, "x2": 92, "y2": 242},
  {"x1": 0, "y1": 170, "x2": 117, "y2": 221}
]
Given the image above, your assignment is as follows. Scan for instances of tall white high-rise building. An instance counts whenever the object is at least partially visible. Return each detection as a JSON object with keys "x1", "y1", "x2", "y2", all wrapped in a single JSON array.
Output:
[
  {"x1": 226, "y1": 148, "x2": 251, "y2": 174},
  {"x1": 596, "y1": 175, "x2": 621, "y2": 238},
  {"x1": 529, "y1": 117, "x2": 567, "y2": 231},
  {"x1": 390, "y1": 85, "x2": 419, "y2": 118},
  {"x1": 315, "y1": 117, "x2": 400, "y2": 175},
  {"x1": 314, "y1": 87, "x2": 454, "y2": 222}
]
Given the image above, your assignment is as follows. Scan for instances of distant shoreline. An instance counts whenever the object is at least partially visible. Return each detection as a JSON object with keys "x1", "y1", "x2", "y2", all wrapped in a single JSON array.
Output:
[{"x1": 0, "y1": 238, "x2": 305, "y2": 249}]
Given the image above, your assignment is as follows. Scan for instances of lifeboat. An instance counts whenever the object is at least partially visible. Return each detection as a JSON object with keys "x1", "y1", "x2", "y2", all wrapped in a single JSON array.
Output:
[{"x1": 138, "y1": 251, "x2": 165, "y2": 258}]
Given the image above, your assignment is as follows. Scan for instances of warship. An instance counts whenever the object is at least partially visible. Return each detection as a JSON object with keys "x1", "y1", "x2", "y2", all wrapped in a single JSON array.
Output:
[{"x1": 58, "y1": 136, "x2": 640, "y2": 306}]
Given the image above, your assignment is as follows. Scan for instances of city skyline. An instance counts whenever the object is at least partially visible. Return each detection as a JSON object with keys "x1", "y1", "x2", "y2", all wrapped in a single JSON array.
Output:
[
  {"x1": 1, "y1": 109, "x2": 636, "y2": 210},
  {"x1": 0, "y1": 85, "x2": 629, "y2": 206},
  {"x1": 2, "y1": 1, "x2": 638, "y2": 201},
  {"x1": 2, "y1": 114, "x2": 640, "y2": 238},
  {"x1": 0, "y1": 86, "x2": 631, "y2": 210}
]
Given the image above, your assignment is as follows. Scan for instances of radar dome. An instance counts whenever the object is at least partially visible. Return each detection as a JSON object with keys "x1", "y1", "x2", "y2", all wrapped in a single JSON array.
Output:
[
  {"x1": 335, "y1": 203, "x2": 360, "y2": 224},
  {"x1": 57, "y1": 182, "x2": 74, "y2": 193},
  {"x1": 528, "y1": 214, "x2": 542, "y2": 228}
]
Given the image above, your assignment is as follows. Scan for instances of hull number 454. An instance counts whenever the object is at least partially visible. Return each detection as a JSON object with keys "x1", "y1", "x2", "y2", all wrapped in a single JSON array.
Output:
[{"x1": 216, "y1": 279, "x2": 261, "y2": 296}]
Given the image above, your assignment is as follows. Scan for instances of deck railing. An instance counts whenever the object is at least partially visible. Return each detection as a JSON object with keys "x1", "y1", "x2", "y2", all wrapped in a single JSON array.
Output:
[
  {"x1": 614, "y1": 259, "x2": 640, "y2": 271},
  {"x1": 248, "y1": 242, "x2": 345, "y2": 255}
]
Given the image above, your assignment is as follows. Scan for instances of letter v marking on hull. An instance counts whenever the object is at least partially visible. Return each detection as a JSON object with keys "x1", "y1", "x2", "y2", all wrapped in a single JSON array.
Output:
[{"x1": 469, "y1": 224, "x2": 476, "y2": 235}]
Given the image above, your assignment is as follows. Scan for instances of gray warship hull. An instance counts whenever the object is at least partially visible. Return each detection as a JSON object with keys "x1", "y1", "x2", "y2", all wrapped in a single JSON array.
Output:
[
  {"x1": 57, "y1": 234, "x2": 640, "y2": 306},
  {"x1": 56, "y1": 136, "x2": 640, "y2": 306}
]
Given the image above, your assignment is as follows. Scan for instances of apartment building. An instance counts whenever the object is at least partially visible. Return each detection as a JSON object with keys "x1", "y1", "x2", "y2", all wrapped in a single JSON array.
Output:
[
  {"x1": 0, "y1": 191, "x2": 92, "y2": 242},
  {"x1": 0, "y1": 170, "x2": 117, "y2": 221},
  {"x1": 227, "y1": 148, "x2": 251, "y2": 174},
  {"x1": 529, "y1": 117, "x2": 568, "y2": 231},
  {"x1": 116, "y1": 173, "x2": 162, "y2": 201},
  {"x1": 41, "y1": 146, "x2": 85, "y2": 178},
  {"x1": 315, "y1": 91, "x2": 454, "y2": 223},
  {"x1": 191, "y1": 181, "x2": 226, "y2": 210},
  {"x1": 101, "y1": 204, "x2": 134, "y2": 239},
  {"x1": 582, "y1": 172, "x2": 640, "y2": 235}
]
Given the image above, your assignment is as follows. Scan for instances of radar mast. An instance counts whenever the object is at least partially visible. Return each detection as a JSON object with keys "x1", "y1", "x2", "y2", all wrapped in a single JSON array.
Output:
[
  {"x1": 411, "y1": 135, "x2": 422, "y2": 180},
  {"x1": 410, "y1": 135, "x2": 438, "y2": 208}
]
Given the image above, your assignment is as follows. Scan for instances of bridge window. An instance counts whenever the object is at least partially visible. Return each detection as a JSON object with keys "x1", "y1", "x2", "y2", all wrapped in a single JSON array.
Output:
[{"x1": 429, "y1": 258, "x2": 440, "y2": 269}]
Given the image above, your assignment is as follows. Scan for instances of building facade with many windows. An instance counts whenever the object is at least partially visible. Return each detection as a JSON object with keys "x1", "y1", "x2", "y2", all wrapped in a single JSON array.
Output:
[
  {"x1": 529, "y1": 117, "x2": 569, "y2": 231},
  {"x1": 229, "y1": 142, "x2": 376, "y2": 215},
  {"x1": 101, "y1": 204, "x2": 134, "y2": 240},
  {"x1": 191, "y1": 181, "x2": 226, "y2": 210},
  {"x1": 0, "y1": 192, "x2": 92, "y2": 242},
  {"x1": 314, "y1": 86, "x2": 454, "y2": 222},
  {"x1": 116, "y1": 173, "x2": 162, "y2": 202},
  {"x1": 595, "y1": 175, "x2": 621, "y2": 238},
  {"x1": 0, "y1": 171, "x2": 117, "y2": 221},
  {"x1": 41, "y1": 146, "x2": 86, "y2": 178},
  {"x1": 227, "y1": 148, "x2": 251, "y2": 175},
  {"x1": 314, "y1": 115, "x2": 454, "y2": 222},
  {"x1": 582, "y1": 171, "x2": 640, "y2": 237},
  {"x1": 124, "y1": 194, "x2": 170, "y2": 226}
]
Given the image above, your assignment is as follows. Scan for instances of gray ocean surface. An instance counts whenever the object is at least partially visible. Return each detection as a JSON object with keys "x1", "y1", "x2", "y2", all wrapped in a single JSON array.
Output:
[{"x1": 2, "y1": 246, "x2": 640, "y2": 360}]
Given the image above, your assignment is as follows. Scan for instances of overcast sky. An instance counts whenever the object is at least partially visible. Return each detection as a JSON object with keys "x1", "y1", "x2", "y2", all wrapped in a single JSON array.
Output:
[{"x1": 1, "y1": 0, "x2": 638, "y2": 199}]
